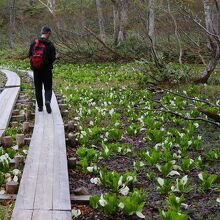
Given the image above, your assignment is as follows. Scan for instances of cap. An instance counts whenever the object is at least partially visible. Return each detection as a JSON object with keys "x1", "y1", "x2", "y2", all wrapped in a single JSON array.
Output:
[{"x1": 41, "y1": 25, "x2": 52, "y2": 34}]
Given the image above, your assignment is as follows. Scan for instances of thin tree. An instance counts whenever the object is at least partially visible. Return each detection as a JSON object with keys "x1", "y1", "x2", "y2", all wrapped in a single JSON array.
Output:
[
  {"x1": 181, "y1": 0, "x2": 220, "y2": 83},
  {"x1": 96, "y1": 0, "x2": 106, "y2": 43},
  {"x1": 148, "y1": 0, "x2": 155, "y2": 50},
  {"x1": 112, "y1": 0, "x2": 129, "y2": 46}
]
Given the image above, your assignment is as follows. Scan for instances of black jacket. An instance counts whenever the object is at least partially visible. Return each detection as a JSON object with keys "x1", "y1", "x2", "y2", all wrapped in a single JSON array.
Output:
[{"x1": 29, "y1": 37, "x2": 56, "y2": 70}]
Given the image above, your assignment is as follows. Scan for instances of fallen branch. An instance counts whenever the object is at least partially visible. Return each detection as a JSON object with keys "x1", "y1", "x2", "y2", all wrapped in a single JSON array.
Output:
[
  {"x1": 167, "y1": 90, "x2": 219, "y2": 107},
  {"x1": 155, "y1": 100, "x2": 220, "y2": 126},
  {"x1": 83, "y1": 26, "x2": 122, "y2": 58}
]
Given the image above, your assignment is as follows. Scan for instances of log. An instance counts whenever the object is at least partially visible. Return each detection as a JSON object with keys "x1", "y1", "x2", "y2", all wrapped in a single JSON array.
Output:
[
  {"x1": 6, "y1": 181, "x2": 19, "y2": 194},
  {"x1": 70, "y1": 195, "x2": 91, "y2": 205},
  {"x1": 67, "y1": 121, "x2": 77, "y2": 132},
  {"x1": 16, "y1": 134, "x2": 25, "y2": 147},
  {"x1": 2, "y1": 136, "x2": 13, "y2": 147},
  {"x1": 59, "y1": 104, "x2": 67, "y2": 111},
  {"x1": 11, "y1": 122, "x2": 19, "y2": 128},
  {"x1": 67, "y1": 132, "x2": 78, "y2": 148},
  {"x1": 24, "y1": 137, "x2": 31, "y2": 145},
  {"x1": 68, "y1": 157, "x2": 77, "y2": 169},
  {"x1": 14, "y1": 155, "x2": 24, "y2": 168},
  {"x1": 22, "y1": 122, "x2": 30, "y2": 133},
  {"x1": 62, "y1": 110, "x2": 69, "y2": 117},
  {"x1": 12, "y1": 115, "x2": 25, "y2": 122},
  {"x1": 12, "y1": 109, "x2": 20, "y2": 116},
  {"x1": 197, "y1": 107, "x2": 220, "y2": 122},
  {"x1": 73, "y1": 187, "x2": 90, "y2": 196}
]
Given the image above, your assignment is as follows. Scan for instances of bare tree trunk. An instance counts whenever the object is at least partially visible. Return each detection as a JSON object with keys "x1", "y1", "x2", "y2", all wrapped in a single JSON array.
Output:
[
  {"x1": 167, "y1": 0, "x2": 182, "y2": 64},
  {"x1": 117, "y1": 0, "x2": 128, "y2": 46},
  {"x1": 196, "y1": 0, "x2": 220, "y2": 83},
  {"x1": 8, "y1": 0, "x2": 16, "y2": 48},
  {"x1": 112, "y1": 0, "x2": 129, "y2": 46},
  {"x1": 148, "y1": 0, "x2": 155, "y2": 49},
  {"x1": 38, "y1": 0, "x2": 65, "y2": 29},
  {"x1": 112, "y1": 0, "x2": 120, "y2": 46},
  {"x1": 96, "y1": 0, "x2": 106, "y2": 43}
]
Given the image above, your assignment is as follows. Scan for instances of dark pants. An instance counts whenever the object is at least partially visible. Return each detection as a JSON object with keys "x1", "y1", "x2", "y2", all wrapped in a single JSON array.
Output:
[{"x1": 33, "y1": 69, "x2": 52, "y2": 107}]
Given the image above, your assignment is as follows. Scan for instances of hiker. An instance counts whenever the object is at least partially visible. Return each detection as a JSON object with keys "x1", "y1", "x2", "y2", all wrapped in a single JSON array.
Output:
[{"x1": 29, "y1": 25, "x2": 56, "y2": 113}]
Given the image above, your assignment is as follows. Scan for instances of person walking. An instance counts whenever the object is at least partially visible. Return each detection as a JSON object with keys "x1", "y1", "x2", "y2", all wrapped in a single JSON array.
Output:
[{"x1": 29, "y1": 25, "x2": 56, "y2": 113}]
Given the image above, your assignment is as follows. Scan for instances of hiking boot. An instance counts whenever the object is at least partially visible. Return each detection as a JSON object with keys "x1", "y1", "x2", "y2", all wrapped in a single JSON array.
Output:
[
  {"x1": 45, "y1": 102, "x2": 52, "y2": 114},
  {"x1": 38, "y1": 106, "x2": 43, "y2": 112}
]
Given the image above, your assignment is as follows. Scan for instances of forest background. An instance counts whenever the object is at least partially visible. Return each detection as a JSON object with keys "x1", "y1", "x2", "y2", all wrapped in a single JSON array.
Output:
[{"x1": 0, "y1": 0, "x2": 219, "y2": 83}]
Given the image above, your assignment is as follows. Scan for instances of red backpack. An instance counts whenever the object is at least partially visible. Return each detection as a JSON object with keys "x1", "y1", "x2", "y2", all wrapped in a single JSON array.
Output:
[{"x1": 30, "y1": 39, "x2": 47, "y2": 69}]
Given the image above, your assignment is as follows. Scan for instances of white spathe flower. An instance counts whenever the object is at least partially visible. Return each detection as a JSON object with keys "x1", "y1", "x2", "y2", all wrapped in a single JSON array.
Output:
[
  {"x1": 168, "y1": 171, "x2": 180, "y2": 176},
  {"x1": 198, "y1": 135, "x2": 202, "y2": 140},
  {"x1": 89, "y1": 121, "x2": 94, "y2": 126},
  {"x1": 181, "y1": 203, "x2": 189, "y2": 209},
  {"x1": 104, "y1": 146, "x2": 109, "y2": 155},
  {"x1": 194, "y1": 123, "x2": 199, "y2": 128},
  {"x1": 90, "y1": 177, "x2": 101, "y2": 185},
  {"x1": 118, "y1": 176, "x2": 123, "y2": 187},
  {"x1": 136, "y1": 211, "x2": 145, "y2": 219},
  {"x1": 157, "y1": 177, "x2": 164, "y2": 186},
  {"x1": 118, "y1": 202, "x2": 124, "y2": 209},
  {"x1": 87, "y1": 166, "x2": 94, "y2": 173},
  {"x1": 188, "y1": 140, "x2": 192, "y2": 146},
  {"x1": 118, "y1": 147, "x2": 122, "y2": 153},
  {"x1": 126, "y1": 176, "x2": 133, "y2": 182},
  {"x1": 23, "y1": 150, "x2": 28, "y2": 155},
  {"x1": 109, "y1": 108, "x2": 114, "y2": 116},
  {"x1": 156, "y1": 164, "x2": 161, "y2": 172},
  {"x1": 181, "y1": 175, "x2": 188, "y2": 186},
  {"x1": 99, "y1": 194, "x2": 107, "y2": 207},
  {"x1": 216, "y1": 197, "x2": 220, "y2": 203},
  {"x1": 140, "y1": 161, "x2": 145, "y2": 167},
  {"x1": 179, "y1": 133, "x2": 184, "y2": 138},
  {"x1": 119, "y1": 185, "x2": 130, "y2": 195},
  {"x1": 173, "y1": 153, "x2": 181, "y2": 159},
  {"x1": 176, "y1": 197, "x2": 180, "y2": 203},
  {"x1": 71, "y1": 209, "x2": 81, "y2": 218},
  {"x1": 198, "y1": 173, "x2": 203, "y2": 181},
  {"x1": 173, "y1": 165, "x2": 182, "y2": 171},
  {"x1": 13, "y1": 175, "x2": 19, "y2": 182},
  {"x1": 171, "y1": 185, "x2": 179, "y2": 192},
  {"x1": 12, "y1": 169, "x2": 21, "y2": 176}
]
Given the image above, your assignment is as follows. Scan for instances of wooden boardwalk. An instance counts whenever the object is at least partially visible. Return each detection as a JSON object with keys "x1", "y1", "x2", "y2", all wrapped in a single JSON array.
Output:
[
  {"x1": 0, "y1": 69, "x2": 20, "y2": 137},
  {"x1": 11, "y1": 71, "x2": 71, "y2": 220}
]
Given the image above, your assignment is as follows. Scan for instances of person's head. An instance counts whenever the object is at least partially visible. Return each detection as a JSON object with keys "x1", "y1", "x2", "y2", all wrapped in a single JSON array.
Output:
[{"x1": 41, "y1": 25, "x2": 52, "y2": 39}]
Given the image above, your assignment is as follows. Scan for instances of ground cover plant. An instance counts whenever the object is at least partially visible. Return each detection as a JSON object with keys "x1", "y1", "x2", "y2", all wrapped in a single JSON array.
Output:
[{"x1": 52, "y1": 62, "x2": 220, "y2": 220}]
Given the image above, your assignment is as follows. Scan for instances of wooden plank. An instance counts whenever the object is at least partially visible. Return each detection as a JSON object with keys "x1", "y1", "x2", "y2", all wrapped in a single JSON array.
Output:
[
  {"x1": 11, "y1": 210, "x2": 33, "y2": 220},
  {"x1": 32, "y1": 210, "x2": 52, "y2": 220},
  {"x1": 13, "y1": 108, "x2": 44, "y2": 211},
  {"x1": 34, "y1": 112, "x2": 54, "y2": 210},
  {"x1": 52, "y1": 125, "x2": 71, "y2": 211},
  {"x1": 0, "y1": 69, "x2": 20, "y2": 136},
  {"x1": 52, "y1": 211, "x2": 72, "y2": 220},
  {"x1": 12, "y1": 70, "x2": 71, "y2": 220},
  {"x1": 51, "y1": 92, "x2": 64, "y2": 126},
  {"x1": 71, "y1": 195, "x2": 91, "y2": 204}
]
